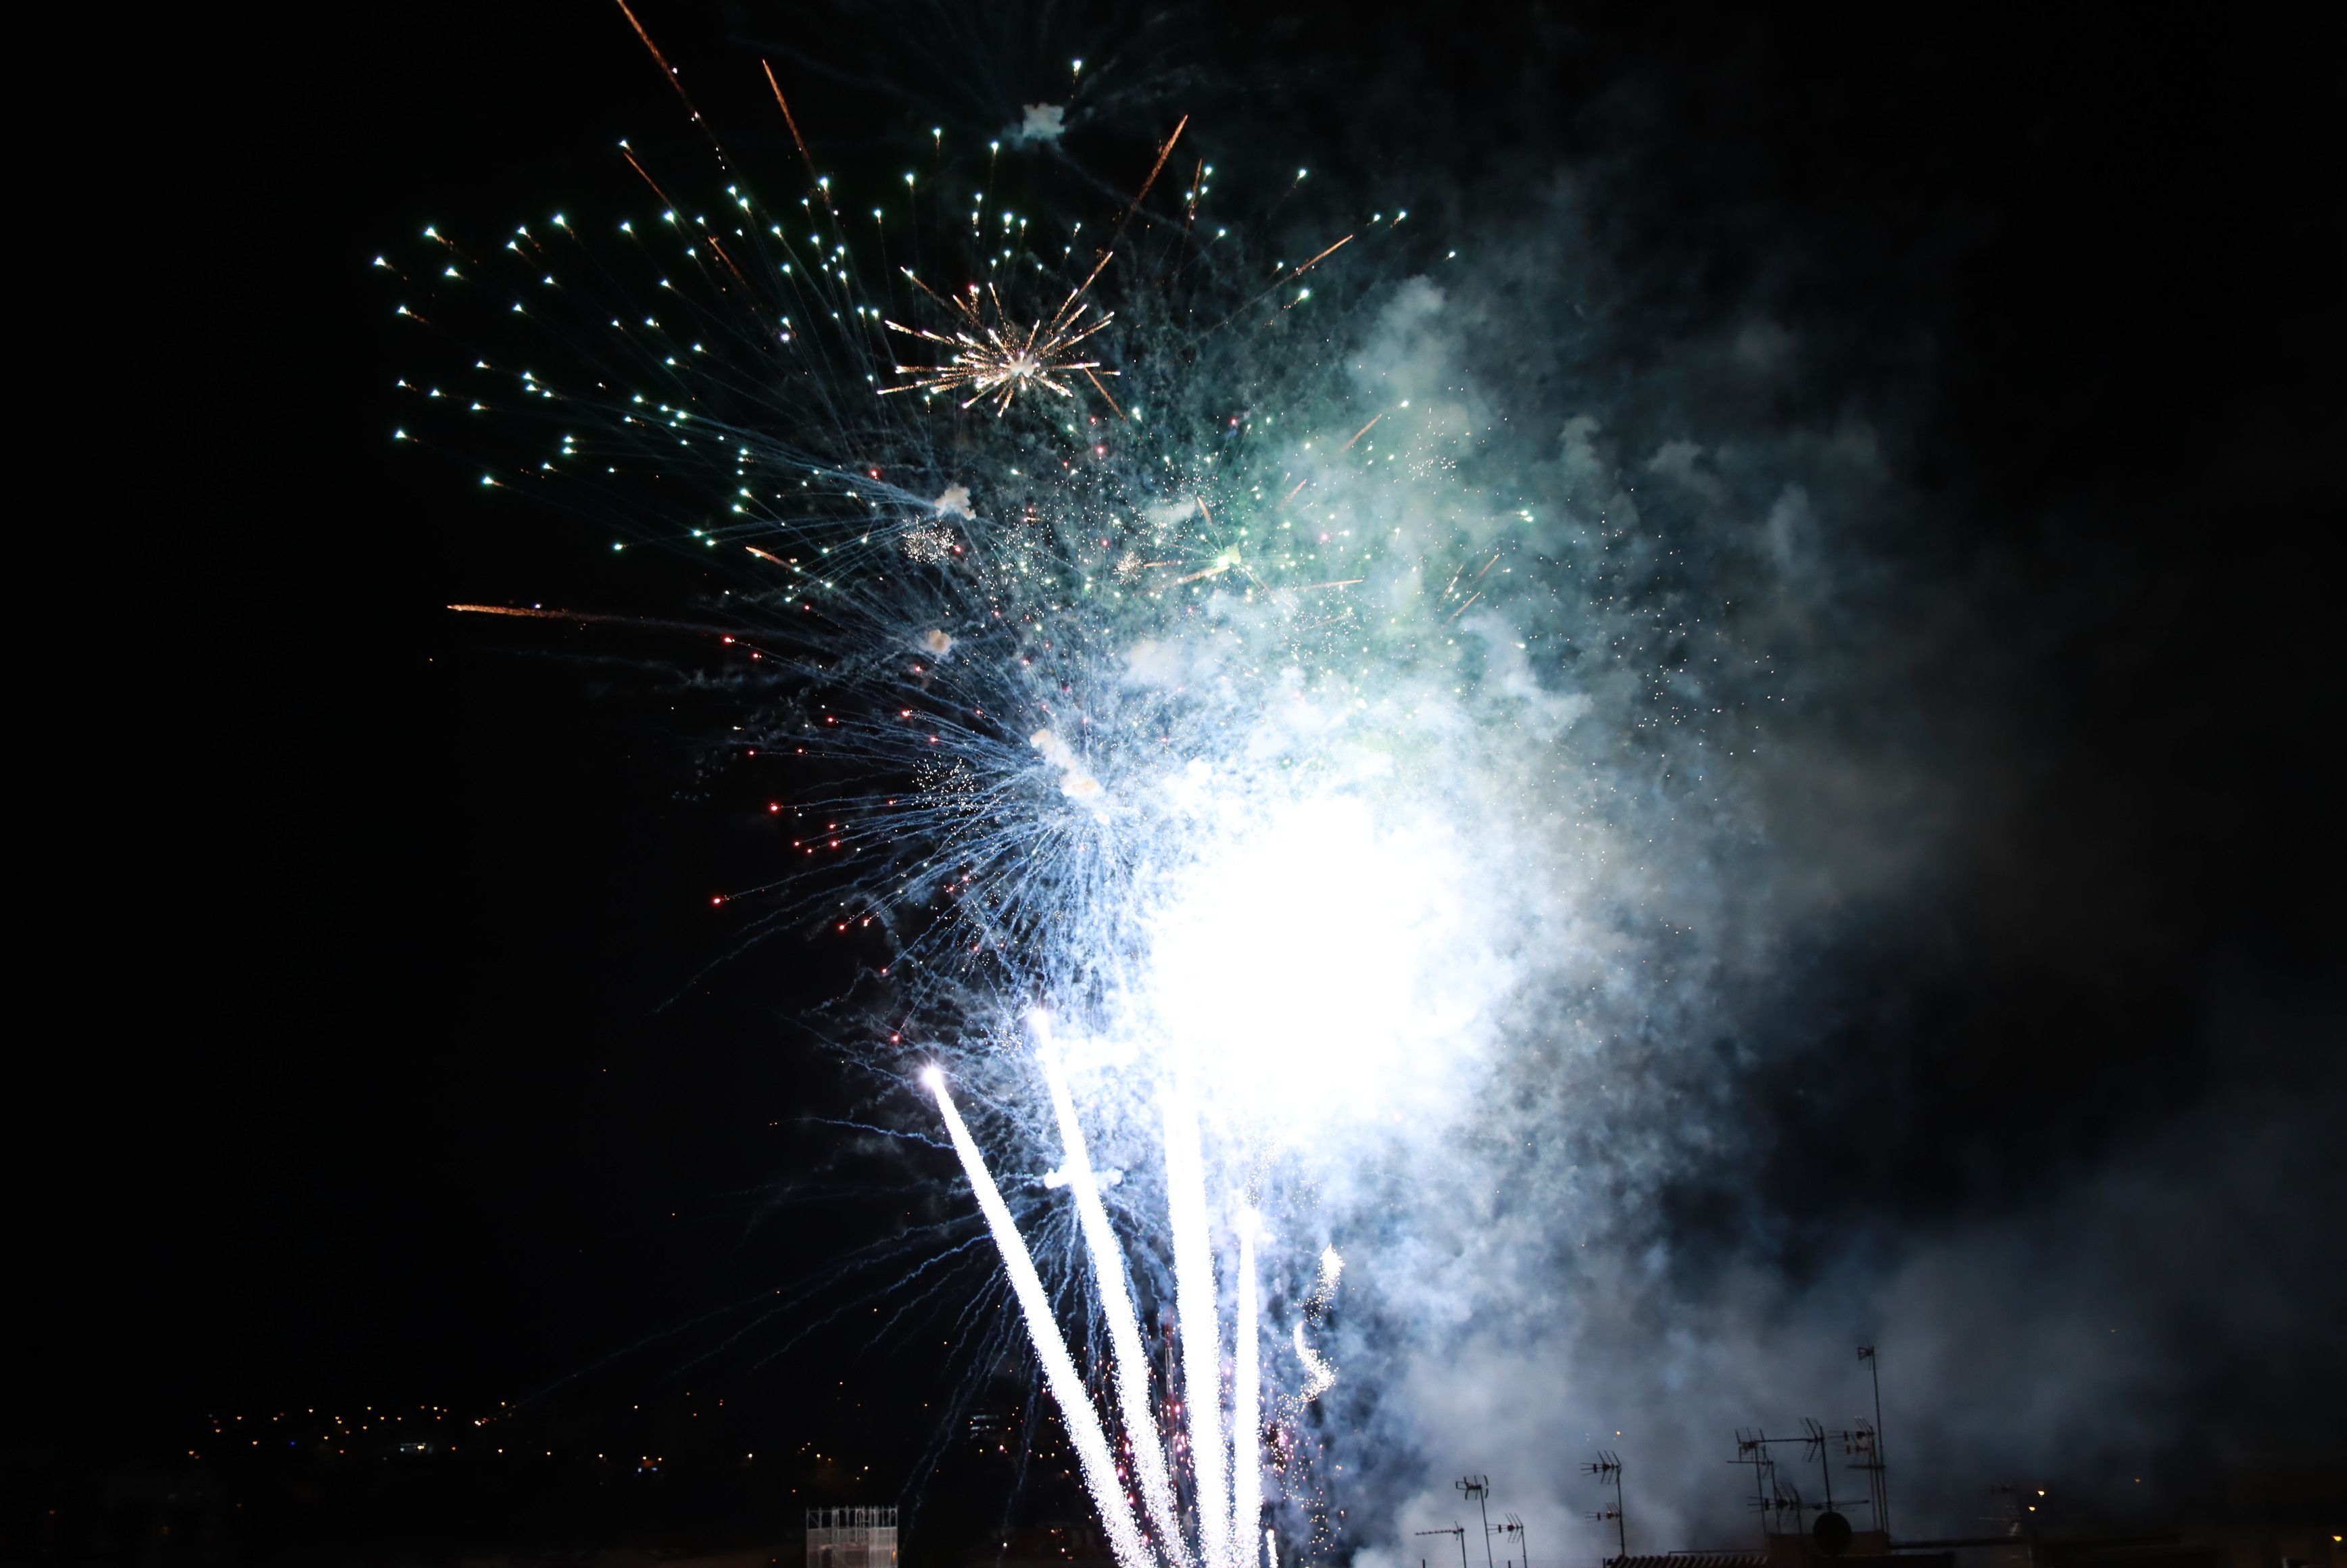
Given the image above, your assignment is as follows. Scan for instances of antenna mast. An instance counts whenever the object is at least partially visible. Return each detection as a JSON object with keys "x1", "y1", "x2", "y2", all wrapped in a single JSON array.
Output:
[
  {"x1": 1584, "y1": 1452, "x2": 1627, "y2": 1562},
  {"x1": 1857, "y1": 1344, "x2": 1891, "y2": 1538},
  {"x1": 1495, "y1": 1514, "x2": 1528, "y2": 1568},
  {"x1": 1457, "y1": 1477, "x2": 1496, "y2": 1568},
  {"x1": 1801, "y1": 1418, "x2": 1839, "y2": 1516}
]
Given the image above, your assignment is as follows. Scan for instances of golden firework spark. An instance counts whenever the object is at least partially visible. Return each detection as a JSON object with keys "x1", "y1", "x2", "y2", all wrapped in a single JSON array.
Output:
[{"x1": 881, "y1": 253, "x2": 1122, "y2": 416}]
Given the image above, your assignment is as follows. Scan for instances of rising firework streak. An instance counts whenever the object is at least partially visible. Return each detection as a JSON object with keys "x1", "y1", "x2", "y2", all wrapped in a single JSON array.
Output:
[
  {"x1": 1038, "y1": 1028, "x2": 1191, "y2": 1566},
  {"x1": 929, "y1": 1057, "x2": 1278, "y2": 1568},
  {"x1": 926, "y1": 1065, "x2": 1155, "y2": 1568}
]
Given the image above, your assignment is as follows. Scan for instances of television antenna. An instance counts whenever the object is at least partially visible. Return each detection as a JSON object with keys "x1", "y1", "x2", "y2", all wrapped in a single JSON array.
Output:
[
  {"x1": 1457, "y1": 1477, "x2": 1496, "y2": 1568},
  {"x1": 1797, "y1": 1419, "x2": 1864, "y2": 1556},
  {"x1": 1801, "y1": 1418, "x2": 1841, "y2": 1515},
  {"x1": 1733, "y1": 1429, "x2": 1812, "y2": 1537},
  {"x1": 1836, "y1": 1421, "x2": 1886, "y2": 1533},
  {"x1": 1856, "y1": 1344, "x2": 1892, "y2": 1538},
  {"x1": 1584, "y1": 1452, "x2": 1628, "y2": 1561},
  {"x1": 1494, "y1": 1513, "x2": 1528, "y2": 1568},
  {"x1": 1416, "y1": 1524, "x2": 1469, "y2": 1568}
]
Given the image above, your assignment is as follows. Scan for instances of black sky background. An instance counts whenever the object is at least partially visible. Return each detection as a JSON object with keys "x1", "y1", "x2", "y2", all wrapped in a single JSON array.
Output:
[{"x1": 28, "y1": 0, "x2": 2342, "y2": 1538}]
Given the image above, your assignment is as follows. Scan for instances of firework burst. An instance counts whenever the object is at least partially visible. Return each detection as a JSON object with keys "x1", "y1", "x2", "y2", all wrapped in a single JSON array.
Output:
[
  {"x1": 388, "y1": 13, "x2": 1774, "y2": 1563},
  {"x1": 391, "y1": 93, "x2": 1415, "y2": 1557},
  {"x1": 883, "y1": 253, "x2": 1123, "y2": 416}
]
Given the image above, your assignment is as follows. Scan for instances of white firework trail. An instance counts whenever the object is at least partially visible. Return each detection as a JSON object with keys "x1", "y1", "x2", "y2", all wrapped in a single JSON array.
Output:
[
  {"x1": 1232, "y1": 1208, "x2": 1264, "y2": 1568},
  {"x1": 1164, "y1": 1071, "x2": 1234, "y2": 1568},
  {"x1": 924, "y1": 1065, "x2": 1154, "y2": 1568},
  {"x1": 934, "y1": 1045, "x2": 1282, "y2": 1568},
  {"x1": 1036, "y1": 1025, "x2": 1190, "y2": 1568}
]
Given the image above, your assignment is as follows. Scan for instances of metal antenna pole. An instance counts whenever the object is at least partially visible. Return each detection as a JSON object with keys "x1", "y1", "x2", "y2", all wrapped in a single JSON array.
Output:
[
  {"x1": 1495, "y1": 1514, "x2": 1528, "y2": 1568},
  {"x1": 1585, "y1": 1452, "x2": 1626, "y2": 1561},
  {"x1": 1733, "y1": 1430, "x2": 1770, "y2": 1531},
  {"x1": 1738, "y1": 1430, "x2": 1831, "y2": 1542},
  {"x1": 1858, "y1": 1344, "x2": 1891, "y2": 1538},
  {"x1": 1458, "y1": 1477, "x2": 1495, "y2": 1568},
  {"x1": 1803, "y1": 1419, "x2": 1837, "y2": 1515},
  {"x1": 1827, "y1": 1423, "x2": 1885, "y2": 1536}
]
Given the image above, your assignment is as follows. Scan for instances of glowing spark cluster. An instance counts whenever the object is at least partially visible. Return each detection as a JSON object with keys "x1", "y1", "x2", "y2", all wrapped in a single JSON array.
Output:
[
  {"x1": 901, "y1": 523, "x2": 959, "y2": 564},
  {"x1": 1293, "y1": 1246, "x2": 1344, "y2": 1403},
  {"x1": 883, "y1": 257, "x2": 1120, "y2": 416}
]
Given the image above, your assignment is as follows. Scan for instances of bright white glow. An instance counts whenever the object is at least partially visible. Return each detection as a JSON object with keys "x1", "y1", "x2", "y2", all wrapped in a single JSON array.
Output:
[{"x1": 1137, "y1": 790, "x2": 1497, "y2": 1142}]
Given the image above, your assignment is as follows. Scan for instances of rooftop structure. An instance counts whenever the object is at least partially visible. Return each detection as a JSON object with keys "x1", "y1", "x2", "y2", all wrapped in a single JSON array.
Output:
[{"x1": 809, "y1": 1505, "x2": 900, "y2": 1568}]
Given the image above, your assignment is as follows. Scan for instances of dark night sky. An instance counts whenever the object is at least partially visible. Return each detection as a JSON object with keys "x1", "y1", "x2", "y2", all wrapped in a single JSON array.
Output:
[{"x1": 26, "y1": 0, "x2": 2342, "y2": 1545}]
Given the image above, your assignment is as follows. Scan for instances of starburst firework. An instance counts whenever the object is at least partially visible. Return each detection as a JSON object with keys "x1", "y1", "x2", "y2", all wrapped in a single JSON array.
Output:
[{"x1": 881, "y1": 253, "x2": 1121, "y2": 415}]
